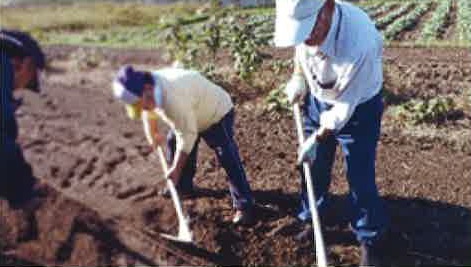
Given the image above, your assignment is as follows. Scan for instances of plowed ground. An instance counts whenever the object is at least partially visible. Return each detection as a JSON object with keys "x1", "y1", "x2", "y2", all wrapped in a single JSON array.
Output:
[{"x1": 1, "y1": 45, "x2": 470, "y2": 266}]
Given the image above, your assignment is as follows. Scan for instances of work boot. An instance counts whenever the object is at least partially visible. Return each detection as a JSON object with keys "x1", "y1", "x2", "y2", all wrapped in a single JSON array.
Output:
[
  {"x1": 360, "y1": 242, "x2": 383, "y2": 267},
  {"x1": 232, "y1": 208, "x2": 255, "y2": 226}
]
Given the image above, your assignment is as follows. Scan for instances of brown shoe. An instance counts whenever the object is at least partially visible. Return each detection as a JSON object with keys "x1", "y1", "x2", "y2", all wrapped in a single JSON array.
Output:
[{"x1": 232, "y1": 208, "x2": 255, "y2": 225}]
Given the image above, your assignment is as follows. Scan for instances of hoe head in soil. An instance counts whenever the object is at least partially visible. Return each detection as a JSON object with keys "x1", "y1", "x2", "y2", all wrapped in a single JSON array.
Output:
[
  {"x1": 158, "y1": 178, "x2": 193, "y2": 244},
  {"x1": 160, "y1": 219, "x2": 193, "y2": 243},
  {"x1": 155, "y1": 147, "x2": 194, "y2": 244}
]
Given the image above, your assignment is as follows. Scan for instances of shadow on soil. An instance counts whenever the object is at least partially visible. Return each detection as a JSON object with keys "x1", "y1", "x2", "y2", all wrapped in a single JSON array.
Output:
[
  {"x1": 176, "y1": 187, "x2": 470, "y2": 266},
  {"x1": 2, "y1": 188, "x2": 469, "y2": 266},
  {"x1": 252, "y1": 189, "x2": 470, "y2": 266}
]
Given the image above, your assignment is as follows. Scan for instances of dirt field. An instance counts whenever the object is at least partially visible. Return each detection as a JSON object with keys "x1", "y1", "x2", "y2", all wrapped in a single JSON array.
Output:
[{"x1": 1, "y1": 45, "x2": 470, "y2": 266}]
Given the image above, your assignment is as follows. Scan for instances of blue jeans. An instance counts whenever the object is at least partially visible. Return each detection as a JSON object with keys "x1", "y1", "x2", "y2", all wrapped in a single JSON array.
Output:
[
  {"x1": 0, "y1": 141, "x2": 36, "y2": 207},
  {"x1": 298, "y1": 93, "x2": 388, "y2": 244},
  {"x1": 167, "y1": 109, "x2": 253, "y2": 210}
]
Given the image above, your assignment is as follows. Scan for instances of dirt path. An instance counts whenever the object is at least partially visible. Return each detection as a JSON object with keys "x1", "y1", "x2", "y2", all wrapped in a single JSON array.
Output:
[{"x1": 2, "y1": 45, "x2": 470, "y2": 266}]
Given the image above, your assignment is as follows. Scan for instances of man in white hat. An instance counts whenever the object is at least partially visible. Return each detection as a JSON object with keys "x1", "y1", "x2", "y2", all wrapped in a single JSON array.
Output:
[
  {"x1": 274, "y1": 0, "x2": 388, "y2": 265},
  {"x1": 112, "y1": 65, "x2": 254, "y2": 225}
]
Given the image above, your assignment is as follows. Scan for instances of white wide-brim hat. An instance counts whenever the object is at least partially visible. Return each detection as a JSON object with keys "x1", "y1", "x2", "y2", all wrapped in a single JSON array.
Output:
[{"x1": 274, "y1": 0, "x2": 325, "y2": 47}]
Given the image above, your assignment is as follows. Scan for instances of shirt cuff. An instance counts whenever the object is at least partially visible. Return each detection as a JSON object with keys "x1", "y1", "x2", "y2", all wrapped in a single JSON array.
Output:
[
  {"x1": 319, "y1": 102, "x2": 351, "y2": 131},
  {"x1": 319, "y1": 111, "x2": 338, "y2": 130}
]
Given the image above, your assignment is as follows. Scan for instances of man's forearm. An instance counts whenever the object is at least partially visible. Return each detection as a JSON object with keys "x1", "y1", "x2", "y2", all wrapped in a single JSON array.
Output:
[{"x1": 142, "y1": 111, "x2": 162, "y2": 147}]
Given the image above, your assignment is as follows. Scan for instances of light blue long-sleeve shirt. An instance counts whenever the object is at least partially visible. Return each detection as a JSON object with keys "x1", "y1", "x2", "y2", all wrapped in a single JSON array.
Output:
[{"x1": 295, "y1": 1, "x2": 383, "y2": 131}]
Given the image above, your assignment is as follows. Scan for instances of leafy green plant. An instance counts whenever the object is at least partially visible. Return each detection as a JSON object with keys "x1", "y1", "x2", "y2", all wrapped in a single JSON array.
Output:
[
  {"x1": 158, "y1": 14, "x2": 209, "y2": 30},
  {"x1": 392, "y1": 96, "x2": 462, "y2": 125},
  {"x1": 202, "y1": 16, "x2": 222, "y2": 60},
  {"x1": 457, "y1": 0, "x2": 471, "y2": 42},
  {"x1": 421, "y1": 0, "x2": 452, "y2": 41},
  {"x1": 271, "y1": 59, "x2": 293, "y2": 76},
  {"x1": 375, "y1": 3, "x2": 414, "y2": 30},
  {"x1": 367, "y1": 2, "x2": 396, "y2": 18},
  {"x1": 247, "y1": 14, "x2": 275, "y2": 46},
  {"x1": 384, "y1": 1, "x2": 432, "y2": 41},
  {"x1": 362, "y1": 2, "x2": 385, "y2": 14},
  {"x1": 264, "y1": 83, "x2": 291, "y2": 113},
  {"x1": 226, "y1": 17, "x2": 263, "y2": 81},
  {"x1": 164, "y1": 23, "x2": 194, "y2": 63}
]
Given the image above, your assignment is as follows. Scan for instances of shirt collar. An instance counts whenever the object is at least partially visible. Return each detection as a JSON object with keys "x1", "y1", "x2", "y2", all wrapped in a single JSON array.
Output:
[
  {"x1": 318, "y1": 5, "x2": 340, "y2": 58},
  {"x1": 151, "y1": 72, "x2": 164, "y2": 108}
]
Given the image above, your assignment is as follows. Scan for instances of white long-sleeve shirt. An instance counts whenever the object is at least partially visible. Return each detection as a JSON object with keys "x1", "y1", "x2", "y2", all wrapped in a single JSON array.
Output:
[{"x1": 293, "y1": 1, "x2": 383, "y2": 131}]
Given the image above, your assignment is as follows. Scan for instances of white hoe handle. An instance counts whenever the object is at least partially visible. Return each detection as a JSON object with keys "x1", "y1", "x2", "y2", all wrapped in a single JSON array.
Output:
[
  {"x1": 293, "y1": 104, "x2": 328, "y2": 267},
  {"x1": 157, "y1": 146, "x2": 193, "y2": 243},
  {"x1": 157, "y1": 147, "x2": 186, "y2": 221}
]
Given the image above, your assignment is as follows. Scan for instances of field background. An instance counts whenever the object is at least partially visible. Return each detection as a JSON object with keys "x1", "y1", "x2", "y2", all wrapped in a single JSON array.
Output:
[
  {"x1": 1, "y1": 0, "x2": 470, "y2": 266},
  {"x1": 1, "y1": 0, "x2": 471, "y2": 48}
]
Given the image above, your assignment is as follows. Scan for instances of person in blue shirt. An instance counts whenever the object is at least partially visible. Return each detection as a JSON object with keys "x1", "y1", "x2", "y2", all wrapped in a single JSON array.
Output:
[
  {"x1": 1, "y1": 29, "x2": 46, "y2": 208},
  {"x1": 274, "y1": 0, "x2": 389, "y2": 265}
]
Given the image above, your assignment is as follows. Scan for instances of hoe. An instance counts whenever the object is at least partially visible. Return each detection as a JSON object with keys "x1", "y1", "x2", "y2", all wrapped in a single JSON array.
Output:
[
  {"x1": 156, "y1": 146, "x2": 193, "y2": 244},
  {"x1": 293, "y1": 103, "x2": 328, "y2": 267},
  {"x1": 142, "y1": 110, "x2": 193, "y2": 243}
]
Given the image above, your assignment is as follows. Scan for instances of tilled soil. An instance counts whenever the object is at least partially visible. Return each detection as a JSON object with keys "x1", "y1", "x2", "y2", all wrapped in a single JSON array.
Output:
[
  {"x1": 1, "y1": 45, "x2": 470, "y2": 266},
  {"x1": 383, "y1": 47, "x2": 471, "y2": 101}
]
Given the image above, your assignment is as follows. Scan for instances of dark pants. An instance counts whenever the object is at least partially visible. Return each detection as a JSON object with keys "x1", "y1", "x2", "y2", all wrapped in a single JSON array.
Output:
[
  {"x1": 167, "y1": 109, "x2": 253, "y2": 210},
  {"x1": 298, "y1": 93, "x2": 388, "y2": 245},
  {"x1": 1, "y1": 52, "x2": 37, "y2": 208},
  {"x1": 0, "y1": 141, "x2": 37, "y2": 208}
]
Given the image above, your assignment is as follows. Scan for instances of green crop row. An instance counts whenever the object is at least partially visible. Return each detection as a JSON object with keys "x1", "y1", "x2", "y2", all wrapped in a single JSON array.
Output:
[
  {"x1": 457, "y1": 0, "x2": 471, "y2": 42},
  {"x1": 362, "y1": 2, "x2": 385, "y2": 13},
  {"x1": 391, "y1": 96, "x2": 461, "y2": 125},
  {"x1": 375, "y1": 3, "x2": 414, "y2": 29},
  {"x1": 248, "y1": 14, "x2": 275, "y2": 43},
  {"x1": 367, "y1": 2, "x2": 396, "y2": 18},
  {"x1": 421, "y1": 0, "x2": 452, "y2": 41},
  {"x1": 383, "y1": 1, "x2": 432, "y2": 41}
]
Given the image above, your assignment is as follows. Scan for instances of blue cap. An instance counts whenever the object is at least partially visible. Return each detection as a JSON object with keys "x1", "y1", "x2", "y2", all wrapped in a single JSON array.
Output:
[{"x1": 114, "y1": 65, "x2": 146, "y2": 100}]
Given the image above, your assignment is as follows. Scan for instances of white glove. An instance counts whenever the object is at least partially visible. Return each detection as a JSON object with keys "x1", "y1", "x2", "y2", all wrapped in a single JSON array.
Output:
[
  {"x1": 297, "y1": 132, "x2": 319, "y2": 165},
  {"x1": 284, "y1": 75, "x2": 307, "y2": 104}
]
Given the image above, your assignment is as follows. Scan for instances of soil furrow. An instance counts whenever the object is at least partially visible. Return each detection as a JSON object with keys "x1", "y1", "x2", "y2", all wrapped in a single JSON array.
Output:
[{"x1": 3, "y1": 45, "x2": 469, "y2": 266}]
